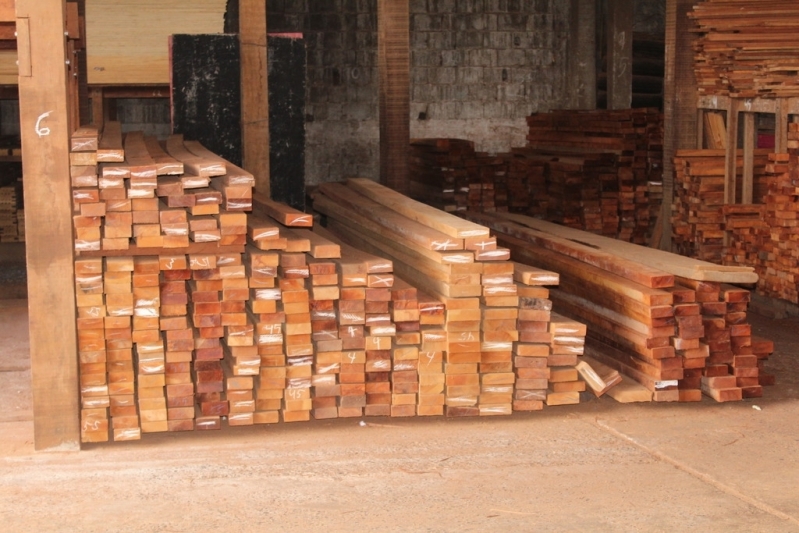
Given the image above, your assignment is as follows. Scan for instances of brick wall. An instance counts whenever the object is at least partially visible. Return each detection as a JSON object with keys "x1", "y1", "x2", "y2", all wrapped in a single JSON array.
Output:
[{"x1": 268, "y1": 0, "x2": 576, "y2": 186}]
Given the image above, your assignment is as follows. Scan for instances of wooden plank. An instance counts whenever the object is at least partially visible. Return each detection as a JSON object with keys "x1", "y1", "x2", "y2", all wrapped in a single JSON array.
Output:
[
  {"x1": 345, "y1": 178, "x2": 488, "y2": 239},
  {"x1": 463, "y1": 211, "x2": 674, "y2": 289},
  {"x1": 742, "y1": 112, "x2": 755, "y2": 204},
  {"x1": 239, "y1": 0, "x2": 270, "y2": 196},
  {"x1": 17, "y1": 0, "x2": 81, "y2": 450},
  {"x1": 496, "y1": 213, "x2": 758, "y2": 283},
  {"x1": 0, "y1": 0, "x2": 14, "y2": 22},
  {"x1": 724, "y1": 98, "x2": 740, "y2": 205},
  {"x1": 582, "y1": 356, "x2": 651, "y2": 402},
  {"x1": 253, "y1": 192, "x2": 312, "y2": 227}
]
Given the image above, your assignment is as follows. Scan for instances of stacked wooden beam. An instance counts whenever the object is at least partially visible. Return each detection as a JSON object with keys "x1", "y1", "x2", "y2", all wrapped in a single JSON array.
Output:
[
  {"x1": 70, "y1": 123, "x2": 253, "y2": 253},
  {"x1": 512, "y1": 263, "x2": 559, "y2": 411},
  {"x1": 672, "y1": 149, "x2": 770, "y2": 263},
  {"x1": 0, "y1": 184, "x2": 21, "y2": 242},
  {"x1": 526, "y1": 108, "x2": 664, "y2": 243},
  {"x1": 690, "y1": 2, "x2": 799, "y2": 98},
  {"x1": 75, "y1": 257, "x2": 111, "y2": 443},
  {"x1": 460, "y1": 211, "x2": 771, "y2": 403},
  {"x1": 409, "y1": 138, "x2": 475, "y2": 212},
  {"x1": 312, "y1": 178, "x2": 587, "y2": 416}
]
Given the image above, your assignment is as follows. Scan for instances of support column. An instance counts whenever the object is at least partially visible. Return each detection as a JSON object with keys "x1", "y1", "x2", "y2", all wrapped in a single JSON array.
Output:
[
  {"x1": 567, "y1": 0, "x2": 597, "y2": 110},
  {"x1": 661, "y1": 0, "x2": 698, "y2": 250},
  {"x1": 240, "y1": 0, "x2": 270, "y2": 196},
  {"x1": 607, "y1": 0, "x2": 633, "y2": 110},
  {"x1": 17, "y1": 0, "x2": 80, "y2": 451},
  {"x1": 378, "y1": 0, "x2": 410, "y2": 195}
]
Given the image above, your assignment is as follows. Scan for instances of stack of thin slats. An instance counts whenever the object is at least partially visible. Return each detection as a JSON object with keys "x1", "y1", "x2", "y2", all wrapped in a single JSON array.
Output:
[
  {"x1": 690, "y1": 1, "x2": 799, "y2": 98},
  {"x1": 0, "y1": 184, "x2": 19, "y2": 242}
]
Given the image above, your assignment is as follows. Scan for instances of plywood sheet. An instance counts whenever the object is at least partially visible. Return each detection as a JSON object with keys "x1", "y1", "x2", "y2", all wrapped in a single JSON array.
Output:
[{"x1": 86, "y1": 0, "x2": 226, "y2": 84}]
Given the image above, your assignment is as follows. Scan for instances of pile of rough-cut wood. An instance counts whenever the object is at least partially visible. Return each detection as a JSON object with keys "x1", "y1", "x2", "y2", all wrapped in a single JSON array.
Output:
[
  {"x1": 70, "y1": 122, "x2": 253, "y2": 253},
  {"x1": 459, "y1": 211, "x2": 773, "y2": 403},
  {"x1": 408, "y1": 109, "x2": 663, "y2": 244},
  {"x1": 724, "y1": 152, "x2": 799, "y2": 304},
  {"x1": 671, "y1": 148, "x2": 770, "y2": 263},
  {"x1": 0, "y1": 183, "x2": 22, "y2": 242},
  {"x1": 312, "y1": 178, "x2": 605, "y2": 414},
  {"x1": 408, "y1": 139, "x2": 545, "y2": 214},
  {"x1": 526, "y1": 108, "x2": 664, "y2": 244},
  {"x1": 690, "y1": 1, "x2": 799, "y2": 98}
]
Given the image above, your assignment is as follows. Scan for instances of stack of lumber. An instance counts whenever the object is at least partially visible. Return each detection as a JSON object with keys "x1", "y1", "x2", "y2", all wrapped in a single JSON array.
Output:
[
  {"x1": 507, "y1": 150, "x2": 547, "y2": 215},
  {"x1": 458, "y1": 211, "x2": 772, "y2": 403},
  {"x1": 408, "y1": 138, "x2": 475, "y2": 212},
  {"x1": 312, "y1": 178, "x2": 592, "y2": 416},
  {"x1": 722, "y1": 152, "x2": 799, "y2": 304},
  {"x1": 671, "y1": 149, "x2": 770, "y2": 263},
  {"x1": 690, "y1": 2, "x2": 799, "y2": 98},
  {"x1": 526, "y1": 108, "x2": 664, "y2": 244},
  {"x1": 69, "y1": 122, "x2": 254, "y2": 253},
  {"x1": 0, "y1": 184, "x2": 20, "y2": 242},
  {"x1": 510, "y1": 263, "x2": 557, "y2": 411}
]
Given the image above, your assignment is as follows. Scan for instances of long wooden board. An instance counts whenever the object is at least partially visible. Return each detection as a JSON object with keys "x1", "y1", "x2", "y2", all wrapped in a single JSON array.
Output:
[
  {"x1": 462, "y1": 211, "x2": 674, "y2": 289},
  {"x1": 497, "y1": 213, "x2": 758, "y2": 283},
  {"x1": 345, "y1": 178, "x2": 489, "y2": 239}
]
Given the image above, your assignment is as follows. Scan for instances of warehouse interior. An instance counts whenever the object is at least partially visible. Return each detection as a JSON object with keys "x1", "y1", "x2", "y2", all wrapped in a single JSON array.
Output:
[{"x1": 2, "y1": 0, "x2": 799, "y2": 530}]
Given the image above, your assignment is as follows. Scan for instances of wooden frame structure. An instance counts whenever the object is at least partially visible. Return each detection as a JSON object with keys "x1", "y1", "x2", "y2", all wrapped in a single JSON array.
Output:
[{"x1": 697, "y1": 95, "x2": 799, "y2": 205}]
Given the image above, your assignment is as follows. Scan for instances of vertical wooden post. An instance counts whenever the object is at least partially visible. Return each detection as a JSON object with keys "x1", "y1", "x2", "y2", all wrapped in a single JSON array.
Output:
[
  {"x1": 606, "y1": 0, "x2": 633, "y2": 110},
  {"x1": 377, "y1": 0, "x2": 410, "y2": 195},
  {"x1": 661, "y1": 0, "x2": 698, "y2": 250},
  {"x1": 724, "y1": 99, "x2": 740, "y2": 205},
  {"x1": 240, "y1": 0, "x2": 270, "y2": 196},
  {"x1": 89, "y1": 86, "x2": 103, "y2": 126},
  {"x1": 775, "y1": 98, "x2": 788, "y2": 153},
  {"x1": 567, "y1": 0, "x2": 596, "y2": 110},
  {"x1": 742, "y1": 111, "x2": 755, "y2": 204},
  {"x1": 16, "y1": 0, "x2": 80, "y2": 451}
]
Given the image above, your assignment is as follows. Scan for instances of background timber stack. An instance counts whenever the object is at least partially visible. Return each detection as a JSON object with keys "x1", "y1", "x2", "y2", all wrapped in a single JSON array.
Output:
[
  {"x1": 512, "y1": 263, "x2": 560, "y2": 412},
  {"x1": 671, "y1": 149, "x2": 770, "y2": 263},
  {"x1": 459, "y1": 211, "x2": 771, "y2": 403},
  {"x1": 690, "y1": 1, "x2": 799, "y2": 98},
  {"x1": 409, "y1": 138, "x2": 474, "y2": 212}
]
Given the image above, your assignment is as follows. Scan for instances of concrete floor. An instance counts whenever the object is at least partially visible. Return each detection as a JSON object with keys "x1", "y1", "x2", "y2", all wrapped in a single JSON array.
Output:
[{"x1": 1, "y1": 298, "x2": 798, "y2": 532}]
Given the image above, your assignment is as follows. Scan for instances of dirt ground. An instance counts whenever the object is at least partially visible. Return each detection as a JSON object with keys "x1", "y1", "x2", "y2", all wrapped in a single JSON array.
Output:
[{"x1": 1, "y1": 299, "x2": 798, "y2": 532}]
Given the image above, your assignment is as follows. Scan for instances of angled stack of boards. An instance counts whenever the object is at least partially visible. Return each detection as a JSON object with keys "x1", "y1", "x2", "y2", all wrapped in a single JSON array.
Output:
[
  {"x1": 690, "y1": 1, "x2": 799, "y2": 98},
  {"x1": 671, "y1": 149, "x2": 770, "y2": 263},
  {"x1": 70, "y1": 122, "x2": 253, "y2": 254},
  {"x1": 312, "y1": 178, "x2": 598, "y2": 414},
  {"x1": 458, "y1": 211, "x2": 773, "y2": 403}
]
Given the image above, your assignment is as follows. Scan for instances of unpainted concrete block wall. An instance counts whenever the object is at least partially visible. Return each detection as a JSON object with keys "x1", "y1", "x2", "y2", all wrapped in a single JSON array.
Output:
[{"x1": 268, "y1": 0, "x2": 573, "y2": 186}]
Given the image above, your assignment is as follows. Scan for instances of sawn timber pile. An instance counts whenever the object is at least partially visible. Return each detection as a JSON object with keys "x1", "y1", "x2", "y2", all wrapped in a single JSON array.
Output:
[{"x1": 459, "y1": 211, "x2": 773, "y2": 403}]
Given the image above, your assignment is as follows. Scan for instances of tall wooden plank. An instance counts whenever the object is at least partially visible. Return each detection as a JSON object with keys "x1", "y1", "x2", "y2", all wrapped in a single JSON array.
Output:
[
  {"x1": 775, "y1": 98, "x2": 788, "y2": 154},
  {"x1": 377, "y1": 0, "x2": 410, "y2": 195},
  {"x1": 724, "y1": 99, "x2": 740, "y2": 205},
  {"x1": 742, "y1": 112, "x2": 755, "y2": 204},
  {"x1": 16, "y1": 0, "x2": 80, "y2": 451},
  {"x1": 661, "y1": 0, "x2": 697, "y2": 250},
  {"x1": 607, "y1": 0, "x2": 633, "y2": 110},
  {"x1": 239, "y1": 0, "x2": 270, "y2": 196}
]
